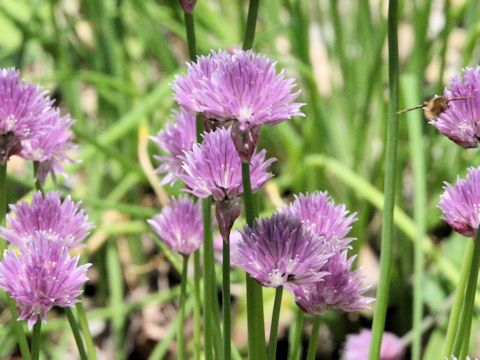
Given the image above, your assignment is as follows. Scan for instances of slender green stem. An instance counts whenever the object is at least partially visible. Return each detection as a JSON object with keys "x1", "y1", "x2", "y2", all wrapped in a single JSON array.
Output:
[
  {"x1": 452, "y1": 233, "x2": 480, "y2": 357},
  {"x1": 31, "y1": 322, "x2": 42, "y2": 360},
  {"x1": 369, "y1": 0, "x2": 399, "y2": 359},
  {"x1": 267, "y1": 287, "x2": 283, "y2": 360},
  {"x1": 178, "y1": 255, "x2": 189, "y2": 360},
  {"x1": 288, "y1": 309, "x2": 304, "y2": 360},
  {"x1": 223, "y1": 237, "x2": 231, "y2": 360},
  {"x1": 1, "y1": 163, "x2": 31, "y2": 360},
  {"x1": 6, "y1": 297, "x2": 32, "y2": 360},
  {"x1": 306, "y1": 316, "x2": 321, "y2": 360},
  {"x1": 65, "y1": 307, "x2": 88, "y2": 360},
  {"x1": 242, "y1": 0, "x2": 260, "y2": 50},
  {"x1": 202, "y1": 197, "x2": 214, "y2": 360},
  {"x1": 459, "y1": 331, "x2": 470, "y2": 360},
  {"x1": 32, "y1": 161, "x2": 43, "y2": 193},
  {"x1": 443, "y1": 240, "x2": 474, "y2": 357},
  {"x1": 193, "y1": 251, "x2": 202, "y2": 360},
  {"x1": 76, "y1": 303, "x2": 97, "y2": 360},
  {"x1": 402, "y1": 74, "x2": 426, "y2": 360},
  {"x1": 211, "y1": 294, "x2": 224, "y2": 360},
  {"x1": 184, "y1": 11, "x2": 196, "y2": 60},
  {"x1": 242, "y1": 162, "x2": 266, "y2": 360},
  {"x1": 185, "y1": 8, "x2": 201, "y2": 357},
  {"x1": 0, "y1": 164, "x2": 7, "y2": 251}
]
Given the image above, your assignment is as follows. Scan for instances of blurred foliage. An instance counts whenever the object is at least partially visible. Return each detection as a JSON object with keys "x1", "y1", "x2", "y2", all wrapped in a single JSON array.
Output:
[{"x1": 1, "y1": 0, "x2": 480, "y2": 358}]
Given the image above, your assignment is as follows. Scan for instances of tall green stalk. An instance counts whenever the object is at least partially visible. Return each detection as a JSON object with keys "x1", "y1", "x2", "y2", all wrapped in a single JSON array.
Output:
[
  {"x1": 184, "y1": 9, "x2": 202, "y2": 360},
  {"x1": 76, "y1": 303, "x2": 97, "y2": 360},
  {"x1": 0, "y1": 164, "x2": 31, "y2": 360},
  {"x1": 369, "y1": 0, "x2": 400, "y2": 358},
  {"x1": 178, "y1": 255, "x2": 189, "y2": 360},
  {"x1": 202, "y1": 197, "x2": 214, "y2": 360},
  {"x1": 443, "y1": 240, "x2": 474, "y2": 357},
  {"x1": 452, "y1": 232, "x2": 480, "y2": 357},
  {"x1": 32, "y1": 162, "x2": 42, "y2": 193},
  {"x1": 193, "y1": 251, "x2": 202, "y2": 360},
  {"x1": 223, "y1": 237, "x2": 231, "y2": 360},
  {"x1": 306, "y1": 316, "x2": 321, "y2": 360},
  {"x1": 31, "y1": 322, "x2": 42, "y2": 360},
  {"x1": 402, "y1": 75, "x2": 426, "y2": 360},
  {"x1": 0, "y1": 164, "x2": 7, "y2": 251},
  {"x1": 241, "y1": 2, "x2": 267, "y2": 358},
  {"x1": 242, "y1": 0, "x2": 259, "y2": 50},
  {"x1": 184, "y1": 12, "x2": 196, "y2": 60},
  {"x1": 242, "y1": 162, "x2": 266, "y2": 360},
  {"x1": 65, "y1": 307, "x2": 88, "y2": 360},
  {"x1": 288, "y1": 309, "x2": 304, "y2": 360},
  {"x1": 267, "y1": 287, "x2": 283, "y2": 360}
]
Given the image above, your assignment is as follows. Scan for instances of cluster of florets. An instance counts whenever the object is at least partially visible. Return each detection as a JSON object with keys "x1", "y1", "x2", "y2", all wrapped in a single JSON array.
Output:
[
  {"x1": 0, "y1": 192, "x2": 92, "y2": 328},
  {"x1": 150, "y1": 49, "x2": 301, "y2": 240},
  {"x1": 149, "y1": 49, "x2": 372, "y2": 320},
  {"x1": 0, "y1": 68, "x2": 75, "y2": 183},
  {"x1": 233, "y1": 192, "x2": 372, "y2": 314}
]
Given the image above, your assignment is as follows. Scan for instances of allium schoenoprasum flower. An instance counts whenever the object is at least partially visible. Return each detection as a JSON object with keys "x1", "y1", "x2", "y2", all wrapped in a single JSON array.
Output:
[
  {"x1": 232, "y1": 213, "x2": 332, "y2": 291},
  {"x1": 173, "y1": 50, "x2": 304, "y2": 160},
  {"x1": 179, "y1": 127, "x2": 275, "y2": 201},
  {"x1": 439, "y1": 167, "x2": 480, "y2": 237},
  {"x1": 432, "y1": 66, "x2": 480, "y2": 148},
  {"x1": 21, "y1": 112, "x2": 76, "y2": 184},
  {"x1": 0, "y1": 233, "x2": 90, "y2": 329},
  {"x1": 179, "y1": 0, "x2": 197, "y2": 13},
  {"x1": 180, "y1": 127, "x2": 275, "y2": 239},
  {"x1": 1, "y1": 191, "x2": 92, "y2": 250},
  {"x1": 147, "y1": 197, "x2": 203, "y2": 256},
  {"x1": 173, "y1": 50, "x2": 230, "y2": 115},
  {"x1": 0, "y1": 68, "x2": 58, "y2": 164},
  {"x1": 342, "y1": 329, "x2": 404, "y2": 360},
  {"x1": 150, "y1": 109, "x2": 197, "y2": 185},
  {"x1": 283, "y1": 191, "x2": 357, "y2": 249},
  {"x1": 294, "y1": 251, "x2": 372, "y2": 314}
]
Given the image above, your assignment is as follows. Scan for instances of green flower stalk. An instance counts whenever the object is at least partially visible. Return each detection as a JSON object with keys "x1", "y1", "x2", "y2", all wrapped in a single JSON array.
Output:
[
  {"x1": 242, "y1": 1, "x2": 266, "y2": 358},
  {"x1": 369, "y1": 0, "x2": 400, "y2": 358},
  {"x1": 31, "y1": 322, "x2": 42, "y2": 360}
]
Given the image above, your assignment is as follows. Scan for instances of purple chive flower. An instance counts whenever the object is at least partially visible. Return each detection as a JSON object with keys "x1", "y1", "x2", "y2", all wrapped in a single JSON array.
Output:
[
  {"x1": 173, "y1": 50, "x2": 231, "y2": 116},
  {"x1": 0, "y1": 233, "x2": 90, "y2": 329},
  {"x1": 342, "y1": 330, "x2": 404, "y2": 360},
  {"x1": 179, "y1": 127, "x2": 275, "y2": 201},
  {"x1": 179, "y1": 0, "x2": 197, "y2": 13},
  {"x1": 432, "y1": 67, "x2": 480, "y2": 148},
  {"x1": 147, "y1": 197, "x2": 203, "y2": 256},
  {"x1": 439, "y1": 167, "x2": 480, "y2": 237},
  {"x1": 1, "y1": 191, "x2": 92, "y2": 250},
  {"x1": 284, "y1": 191, "x2": 357, "y2": 249},
  {"x1": 232, "y1": 213, "x2": 332, "y2": 290},
  {"x1": 196, "y1": 50, "x2": 304, "y2": 129},
  {"x1": 0, "y1": 68, "x2": 58, "y2": 164},
  {"x1": 294, "y1": 251, "x2": 372, "y2": 315},
  {"x1": 21, "y1": 114, "x2": 76, "y2": 184},
  {"x1": 150, "y1": 109, "x2": 197, "y2": 185},
  {"x1": 173, "y1": 50, "x2": 304, "y2": 160}
]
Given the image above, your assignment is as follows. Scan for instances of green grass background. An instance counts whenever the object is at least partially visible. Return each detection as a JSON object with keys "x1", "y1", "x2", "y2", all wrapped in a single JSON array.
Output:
[{"x1": 1, "y1": 0, "x2": 480, "y2": 358}]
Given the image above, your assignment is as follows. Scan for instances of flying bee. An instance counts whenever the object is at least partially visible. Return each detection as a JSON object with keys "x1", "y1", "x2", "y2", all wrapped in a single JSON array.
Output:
[{"x1": 397, "y1": 95, "x2": 473, "y2": 120}]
